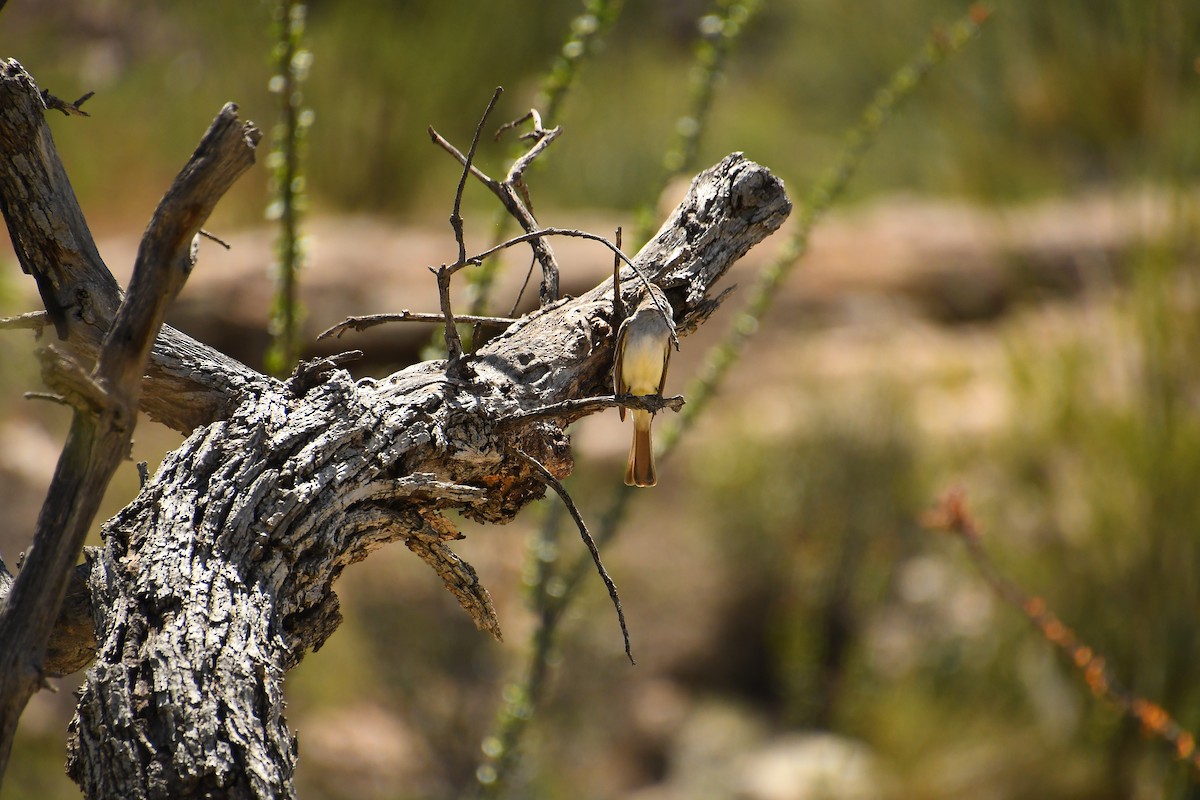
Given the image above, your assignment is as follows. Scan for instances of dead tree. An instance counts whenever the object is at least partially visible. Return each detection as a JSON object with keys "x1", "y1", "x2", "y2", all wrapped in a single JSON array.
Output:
[{"x1": 0, "y1": 60, "x2": 791, "y2": 798}]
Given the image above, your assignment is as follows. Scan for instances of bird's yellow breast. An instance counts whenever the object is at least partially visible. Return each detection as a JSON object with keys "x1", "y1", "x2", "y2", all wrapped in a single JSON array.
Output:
[{"x1": 620, "y1": 335, "x2": 667, "y2": 396}]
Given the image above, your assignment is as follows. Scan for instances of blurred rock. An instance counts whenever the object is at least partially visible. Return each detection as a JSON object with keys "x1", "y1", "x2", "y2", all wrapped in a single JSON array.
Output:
[
  {"x1": 734, "y1": 734, "x2": 888, "y2": 800},
  {"x1": 625, "y1": 699, "x2": 768, "y2": 800},
  {"x1": 0, "y1": 416, "x2": 62, "y2": 557},
  {"x1": 625, "y1": 700, "x2": 889, "y2": 800},
  {"x1": 294, "y1": 703, "x2": 437, "y2": 800},
  {"x1": 0, "y1": 190, "x2": 1172, "y2": 373}
]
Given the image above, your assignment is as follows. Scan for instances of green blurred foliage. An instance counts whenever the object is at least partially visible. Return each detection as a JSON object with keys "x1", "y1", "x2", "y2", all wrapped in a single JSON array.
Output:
[
  {"x1": 3, "y1": 0, "x2": 1197, "y2": 230},
  {"x1": 693, "y1": 396, "x2": 924, "y2": 728},
  {"x1": 989, "y1": 225, "x2": 1200, "y2": 797},
  {"x1": 682, "y1": 222, "x2": 1200, "y2": 796}
]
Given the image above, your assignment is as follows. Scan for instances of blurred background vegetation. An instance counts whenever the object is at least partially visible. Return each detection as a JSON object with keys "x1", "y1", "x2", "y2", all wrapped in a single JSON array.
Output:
[{"x1": 2, "y1": 1, "x2": 1199, "y2": 799}]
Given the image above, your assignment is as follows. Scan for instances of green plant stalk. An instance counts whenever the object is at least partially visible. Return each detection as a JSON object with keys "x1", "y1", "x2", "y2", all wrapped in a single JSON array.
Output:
[
  {"x1": 464, "y1": 0, "x2": 627, "y2": 328},
  {"x1": 473, "y1": 5, "x2": 992, "y2": 794},
  {"x1": 264, "y1": 0, "x2": 312, "y2": 377},
  {"x1": 538, "y1": 0, "x2": 627, "y2": 128},
  {"x1": 661, "y1": 6, "x2": 991, "y2": 454},
  {"x1": 635, "y1": 0, "x2": 762, "y2": 245},
  {"x1": 473, "y1": 502, "x2": 564, "y2": 798}
]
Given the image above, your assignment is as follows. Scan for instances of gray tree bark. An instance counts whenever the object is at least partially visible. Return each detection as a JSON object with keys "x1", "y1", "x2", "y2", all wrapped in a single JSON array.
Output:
[{"x1": 0, "y1": 59, "x2": 791, "y2": 798}]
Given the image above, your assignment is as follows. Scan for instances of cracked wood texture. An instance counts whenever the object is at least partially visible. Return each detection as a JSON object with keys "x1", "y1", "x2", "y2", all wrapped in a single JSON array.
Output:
[{"x1": 0, "y1": 62, "x2": 790, "y2": 800}]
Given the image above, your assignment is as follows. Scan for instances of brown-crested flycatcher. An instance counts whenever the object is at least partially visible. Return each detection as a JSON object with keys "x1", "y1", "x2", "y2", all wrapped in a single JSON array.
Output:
[{"x1": 613, "y1": 283, "x2": 675, "y2": 487}]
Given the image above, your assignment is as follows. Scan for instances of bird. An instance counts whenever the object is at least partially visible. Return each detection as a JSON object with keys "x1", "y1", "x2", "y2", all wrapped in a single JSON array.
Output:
[{"x1": 613, "y1": 282, "x2": 675, "y2": 487}]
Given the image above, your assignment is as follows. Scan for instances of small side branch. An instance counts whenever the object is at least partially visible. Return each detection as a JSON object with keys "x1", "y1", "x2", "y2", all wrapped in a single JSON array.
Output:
[
  {"x1": 497, "y1": 394, "x2": 684, "y2": 428},
  {"x1": 449, "y1": 87, "x2": 503, "y2": 266},
  {"x1": 432, "y1": 88, "x2": 504, "y2": 372},
  {"x1": 435, "y1": 265, "x2": 467, "y2": 371},
  {"x1": 41, "y1": 89, "x2": 93, "y2": 117},
  {"x1": 317, "y1": 311, "x2": 518, "y2": 341},
  {"x1": 513, "y1": 447, "x2": 634, "y2": 665},
  {"x1": 430, "y1": 112, "x2": 564, "y2": 306},
  {"x1": 0, "y1": 311, "x2": 49, "y2": 334}
]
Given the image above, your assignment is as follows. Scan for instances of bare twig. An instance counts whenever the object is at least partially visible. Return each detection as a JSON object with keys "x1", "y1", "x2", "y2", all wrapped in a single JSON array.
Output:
[
  {"x1": 505, "y1": 255, "x2": 538, "y2": 319},
  {"x1": 431, "y1": 87, "x2": 504, "y2": 371},
  {"x1": 495, "y1": 109, "x2": 543, "y2": 140},
  {"x1": 497, "y1": 393, "x2": 684, "y2": 428},
  {"x1": 430, "y1": 116, "x2": 563, "y2": 305},
  {"x1": 925, "y1": 488, "x2": 1200, "y2": 774},
  {"x1": 450, "y1": 87, "x2": 503, "y2": 266},
  {"x1": 512, "y1": 447, "x2": 633, "y2": 665},
  {"x1": 466, "y1": 226, "x2": 630, "y2": 272},
  {"x1": 41, "y1": 89, "x2": 93, "y2": 117},
  {"x1": 467, "y1": 226, "x2": 667, "y2": 331},
  {"x1": 504, "y1": 122, "x2": 560, "y2": 187},
  {"x1": 317, "y1": 311, "x2": 518, "y2": 341},
  {"x1": 429, "y1": 129, "x2": 495, "y2": 190},
  {"x1": 611, "y1": 227, "x2": 625, "y2": 332},
  {"x1": 465, "y1": 1, "x2": 626, "y2": 362},
  {"x1": 0, "y1": 311, "x2": 49, "y2": 334},
  {"x1": 21, "y1": 391, "x2": 67, "y2": 406},
  {"x1": 434, "y1": 265, "x2": 467, "y2": 369},
  {"x1": 198, "y1": 229, "x2": 232, "y2": 249}
]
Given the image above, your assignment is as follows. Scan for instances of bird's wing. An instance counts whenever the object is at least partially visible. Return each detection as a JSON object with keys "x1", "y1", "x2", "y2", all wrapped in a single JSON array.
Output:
[{"x1": 614, "y1": 321, "x2": 628, "y2": 422}]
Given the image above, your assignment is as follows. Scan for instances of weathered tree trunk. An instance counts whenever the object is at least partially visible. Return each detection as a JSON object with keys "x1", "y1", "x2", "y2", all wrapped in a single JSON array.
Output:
[{"x1": 0, "y1": 59, "x2": 791, "y2": 798}]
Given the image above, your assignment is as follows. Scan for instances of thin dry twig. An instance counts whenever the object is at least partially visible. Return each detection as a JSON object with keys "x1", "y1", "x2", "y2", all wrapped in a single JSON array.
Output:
[
  {"x1": 451, "y1": 87, "x2": 503, "y2": 266},
  {"x1": 429, "y1": 115, "x2": 562, "y2": 305},
  {"x1": 505, "y1": 255, "x2": 538, "y2": 320},
  {"x1": 317, "y1": 311, "x2": 517, "y2": 341},
  {"x1": 40, "y1": 89, "x2": 93, "y2": 117},
  {"x1": 432, "y1": 88, "x2": 504, "y2": 371},
  {"x1": 512, "y1": 447, "x2": 634, "y2": 665},
  {"x1": 0, "y1": 311, "x2": 49, "y2": 334},
  {"x1": 611, "y1": 227, "x2": 625, "y2": 332},
  {"x1": 22, "y1": 391, "x2": 68, "y2": 406},
  {"x1": 497, "y1": 393, "x2": 683, "y2": 428},
  {"x1": 494, "y1": 109, "x2": 544, "y2": 142},
  {"x1": 925, "y1": 488, "x2": 1200, "y2": 773},
  {"x1": 465, "y1": 226, "x2": 674, "y2": 346},
  {"x1": 465, "y1": 226, "x2": 626, "y2": 271},
  {"x1": 198, "y1": 229, "x2": 231, "y2": 249},
  {"x1": 504, "y1": 121, "x2": 559, "y2": 189},
  {"x1": 429, "y1": 88, "x2": 505, "y2": 371}
]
